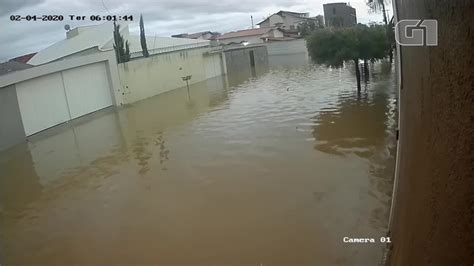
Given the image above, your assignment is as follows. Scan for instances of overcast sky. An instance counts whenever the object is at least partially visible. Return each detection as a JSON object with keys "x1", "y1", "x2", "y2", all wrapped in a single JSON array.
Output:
[{"x1": 0, "y1": 0, "x2": 389, "y2": 61}]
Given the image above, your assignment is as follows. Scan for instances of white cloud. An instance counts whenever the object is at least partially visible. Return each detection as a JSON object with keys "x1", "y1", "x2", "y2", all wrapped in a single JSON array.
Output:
[{"x1": 0, "y1": 0, "x2": 387, "y2": 61}]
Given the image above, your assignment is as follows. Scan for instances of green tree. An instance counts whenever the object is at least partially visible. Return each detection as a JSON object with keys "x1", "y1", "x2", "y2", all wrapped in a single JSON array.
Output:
[
  {"x1": 140, "y1": 14, "x2": 149, "y2": 57},
  {"x1": 359, "y1": 24, "x2": 390, "y2": 80},
  {"x1": 306, "y1": 25, "x2": 390, "y2": 91},
  {"x1": 113, "y1": 22, "x2": 130, "y2": 63}
]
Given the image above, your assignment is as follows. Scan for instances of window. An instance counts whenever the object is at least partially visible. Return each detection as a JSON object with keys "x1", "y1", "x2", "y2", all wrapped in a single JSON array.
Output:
[{"x1": 333, "y1": 7, "x2": 336, "y2": 15}]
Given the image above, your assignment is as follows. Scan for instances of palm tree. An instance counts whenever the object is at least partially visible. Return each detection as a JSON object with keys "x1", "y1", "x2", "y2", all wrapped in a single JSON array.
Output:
[{"x1": 367, "y1": 0, "x2": 388, "y2": 25}]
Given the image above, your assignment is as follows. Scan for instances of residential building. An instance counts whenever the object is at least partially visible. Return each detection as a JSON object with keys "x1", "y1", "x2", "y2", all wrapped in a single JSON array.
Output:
[
  {"x1": 28, "y1": 22, "x2": 211, "y2": 65},
  {"x1": 257, "y1": 10, "x2": 321, "y2": 31},
  {"x1": 217, "y1": 28, "x2": 285, "y2": 45},
  {"x1": 323, "y1": 3, "x2": 357, "y2": 27},
  {"x1": 171, "y1": 31, "x2": 220, "y2": 40},
  {"x1": 1, "y1": 22, "x2": 226, "y2": 150}
]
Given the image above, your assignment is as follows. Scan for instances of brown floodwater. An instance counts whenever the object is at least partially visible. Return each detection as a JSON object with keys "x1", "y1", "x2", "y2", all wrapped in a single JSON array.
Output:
[{"x1": 0, "y1": 56, "x2": 397, "y2": 266}]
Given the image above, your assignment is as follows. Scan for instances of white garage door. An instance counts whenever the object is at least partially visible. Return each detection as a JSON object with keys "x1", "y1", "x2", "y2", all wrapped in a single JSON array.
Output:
[
  {"x1": 16, "y1": 62, "x2": 113, "y2": 136},
  {"x1": 62, "y1": 62, "x2": 113, "y2": 119},
  {"x1": 16, "y1": 73, "x2": 71, "y2": 136}
]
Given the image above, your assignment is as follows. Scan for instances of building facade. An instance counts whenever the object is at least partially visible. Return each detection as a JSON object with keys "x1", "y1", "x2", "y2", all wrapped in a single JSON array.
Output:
[
  {"x1": 323, "y1": 3, "x2": 357, "y2": 27},
  {"x1": 217, "y1": 28, "x2": 284, "y2": 45},
  {"x1": 258, "y1": 11, "x2": 320, "y2": 31}
]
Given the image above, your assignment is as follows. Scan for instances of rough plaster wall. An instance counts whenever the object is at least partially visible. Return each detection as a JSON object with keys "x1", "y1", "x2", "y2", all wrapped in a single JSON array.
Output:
[
  {"x1": 0, "y1": 85, "x2": 25, "y2": 151},
  {"x1": 389, "y1": 0, "x2": 474, "y2": 265},
  {"x1": 265, "y1": 39, "x2": 307, "y2": 55},
  {"x1": 118, "y1": 48, "x2": 224, "y2": 104}
]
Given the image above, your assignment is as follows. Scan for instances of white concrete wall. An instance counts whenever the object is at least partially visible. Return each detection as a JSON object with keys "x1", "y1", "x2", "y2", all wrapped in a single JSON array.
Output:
[
  {"x1": 265, "y1": 39, "x2": 308, "y2": 55},
  {"x1": 118, "y1": 48, "x2": 225, "y2": 104},
  {"x1": 218, "y1": 35, "x2": 264, "y2": 45}
]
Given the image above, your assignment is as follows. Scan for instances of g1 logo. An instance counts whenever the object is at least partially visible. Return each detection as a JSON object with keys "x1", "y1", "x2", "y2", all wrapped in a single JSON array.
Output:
[{"x1": 395, "y1": 19, "x2": 438, "y2": 46}]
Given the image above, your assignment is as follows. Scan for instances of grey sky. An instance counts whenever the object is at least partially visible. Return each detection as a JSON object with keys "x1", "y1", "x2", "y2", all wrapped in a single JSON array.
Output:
[{"x1": 0, "y1": 0, "x2": 389, "y2": 61}]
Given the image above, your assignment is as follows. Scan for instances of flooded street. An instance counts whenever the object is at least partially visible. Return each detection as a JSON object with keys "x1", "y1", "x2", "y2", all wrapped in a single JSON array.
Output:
[{"x1": 0, "y1": 56, "x2": 397, "y2": 265}]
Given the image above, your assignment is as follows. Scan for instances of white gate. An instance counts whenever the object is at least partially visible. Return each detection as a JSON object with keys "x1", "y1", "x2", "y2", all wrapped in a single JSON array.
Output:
[
  {"x1": 16, "y1": 62, "x2": 113, "y2": 136},
  {"x1": 62, "y1": 62, "x2": 113, "y2": 119}
]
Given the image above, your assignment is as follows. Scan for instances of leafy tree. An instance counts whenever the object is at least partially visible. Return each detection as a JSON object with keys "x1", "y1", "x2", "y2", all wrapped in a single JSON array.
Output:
[
  {"x1": 113, "y1": 22, "x2": 130, "y2": 63},
  {"x1": 140, "y1": 14, "x2": 149, "y2": 57},
  {"x1": 298, "y1": 19, "x2": 324, "y2": 37},
  {"x1": 306, "y1": 25, "x2": 391, "y2": 91},
  {"x1": 359, "y1": 24, "x2": 390, "y2": 79}
]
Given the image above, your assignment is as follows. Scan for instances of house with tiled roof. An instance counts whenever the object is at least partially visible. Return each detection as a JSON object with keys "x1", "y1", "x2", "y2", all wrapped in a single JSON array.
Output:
[
  {"x1": 216, "y1": 27, "x2": 285, "y2": 45},
  {"x1": 171, "y1": 31, "x2": 221, "y2": 40},
  {"x1": 257, "y1": 10, "x2": 322, "y2": 31}
]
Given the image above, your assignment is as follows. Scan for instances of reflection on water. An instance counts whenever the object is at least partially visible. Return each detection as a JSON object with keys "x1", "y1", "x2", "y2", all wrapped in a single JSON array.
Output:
[{"x1": 0, "y1": 56, "x2": 396, "y2": 265}]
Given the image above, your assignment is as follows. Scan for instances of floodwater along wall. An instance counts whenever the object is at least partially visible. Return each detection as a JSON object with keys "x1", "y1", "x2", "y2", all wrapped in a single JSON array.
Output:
[
  {"x1": 117, "y1": 47, "x2": 226, "y2": 104},
  {"x1": 223, "y1": 45, "x2": 269, "y2": 81}
]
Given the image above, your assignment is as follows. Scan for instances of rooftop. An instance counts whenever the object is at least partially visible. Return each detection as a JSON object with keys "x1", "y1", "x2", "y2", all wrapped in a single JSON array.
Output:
[
  {"x1": 257, "y1": 10, "x2": 312, "y2": 25},
  {"x1": 28, "y1": 22, "x2": 125, "y2": 65},
  {"x1": 28, "y1": 22, "x2": 210, "y2": 65},
  {"x1": 217, "y1": 28, "x2": 274, "y2": 40},
  {"x1": 171, "y1": 31, "x2": 219, "y2": 39},
  {"x1": 0, "y1": 61, "x2": 32, "y2": 76}
]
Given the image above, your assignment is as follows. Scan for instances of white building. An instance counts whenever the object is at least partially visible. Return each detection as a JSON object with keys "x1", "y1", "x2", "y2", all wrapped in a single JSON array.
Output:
[
  {"x1": 216, "y1": 28, "x2": 285, "y2": 45},
  {"x1": 257, "y1": 11, "x2": 320, "y2": 31},
  {"x1": 0, "y1": 22, "x2": 226, "y2": 150},
  {"x1": 28, "y1": 22, "x2": 210, "y2": 65}
]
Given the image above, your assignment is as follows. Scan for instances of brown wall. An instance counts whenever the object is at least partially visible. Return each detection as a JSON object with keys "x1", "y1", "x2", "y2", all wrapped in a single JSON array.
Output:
[{"x1": 389, "y1": 0, "x2": 474, "y2": 265}]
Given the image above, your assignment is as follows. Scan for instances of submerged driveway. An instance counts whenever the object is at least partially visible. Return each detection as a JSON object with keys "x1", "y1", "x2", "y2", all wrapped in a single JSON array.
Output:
[{"x1": 0, "y1": 58, "x2": 397, "y2": 265}]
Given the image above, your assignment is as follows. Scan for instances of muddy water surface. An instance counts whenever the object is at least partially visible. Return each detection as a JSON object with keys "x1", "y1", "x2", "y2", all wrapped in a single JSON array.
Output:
[{"x1": 0, "y1": 57, "x2": 396, "y2": 265}]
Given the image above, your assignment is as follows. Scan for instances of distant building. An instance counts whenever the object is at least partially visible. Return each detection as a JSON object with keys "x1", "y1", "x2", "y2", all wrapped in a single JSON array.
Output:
[
  {"x1": 0, "y1": 61, "x2": 32, "y2": 76},
  {"x1": 257, "y1": 10, "x2": 321, "y2": 31},
  {"x1": 323, "y1": 3, "x2": 357, "y2": 27},
  {"x1": 171, "y1": 31, "x2": 220, "y2": 40},
  {"x1": 9, "y1": 53, "x2": 37, "y2": 64},
  {"x1": 216, "y1": 28, "x2": 285, "y2": 45}
]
